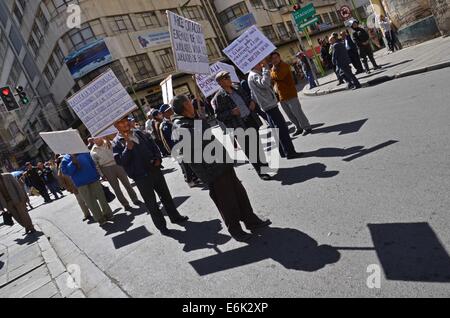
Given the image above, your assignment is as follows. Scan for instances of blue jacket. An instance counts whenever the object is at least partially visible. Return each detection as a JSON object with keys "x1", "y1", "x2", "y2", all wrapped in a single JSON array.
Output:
[
  {"x1": 112, "y1": 130, "x2": 162, "y2": 180},
  {"x1": 60, "y1": 153, "x2": 100, "y2": 188},
  {"x1": 332, "y1": 41, "x2": 352, "y2": 69}
]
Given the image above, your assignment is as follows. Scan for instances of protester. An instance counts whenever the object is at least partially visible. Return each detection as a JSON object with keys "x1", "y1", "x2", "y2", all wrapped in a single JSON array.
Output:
[
  {"x1": 248, "y1": 59, "x2": 303, "y2": 159},
  {"x1": 240, "y1": 79, "x2": 269, "y2": 124},
  {"x1": 330, "y1": 36, "x2": 362, "y2": 90},
  {"x1": 271, "y1": 52, "x2": 313, "y2": 136},
  {"x1": 151, "y1": 109, "x2": 170, "y2": 157},
  {"x1": 212, "y1": 71, "x2": 272, "y2": 181},
  {"x1": 23, "y1": 162, "x2": 52, "y2": 203},
  {"x1": 295, "y1": 52, "x2": 317, "y2": 90},
  {"x1": 87, "y1": 137, "x2": 95, "y2": 151},
  {"x1": 378, "y1": 15, "x2": 401, "y2": 53},
  {"x1": 0, "y1": 171, "x2": 36, "y2": 234},
  {"x1": 56, "y1": 156, "x2": 92, "y2": 221},
  {"x1": 91, "y1": 137, "x2": 140, "y2": 211},
  {"x1": 145, "y1": 111, "x2": 154, "y2": 136},
  {"x1": 61, "y1": 153, "x2": 113, "y2": 226},
  {"x1": 112, "y1": 117, "x2": 189, "y2": 235},
  {"x1": 320, "y1": 38, "x2": 333, "y2": 70},
  {"x1": 351, "y1": 20, "x2": 381, "y2": 74},
  {"x1": 39, "y1": 162, "x2": 64, "y2": 200},
  {"x1": 171, "y1": 95, "x2": 271, "y2": 242},
  {"x1": 340, "y1": 30, "x2": 365, "y2": 74}
]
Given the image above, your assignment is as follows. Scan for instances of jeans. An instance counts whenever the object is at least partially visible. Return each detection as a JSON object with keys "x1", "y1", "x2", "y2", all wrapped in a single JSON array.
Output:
[{"x1": 265, "y1": 107, "x2": 296, "y2": 157}]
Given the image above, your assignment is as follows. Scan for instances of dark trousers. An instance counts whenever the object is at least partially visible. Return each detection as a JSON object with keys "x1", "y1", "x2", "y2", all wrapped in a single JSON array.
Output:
[
  {"x1": 47, "y1": 181, "x2": 63, "y2": 199},
  {"x1": 209, "y1": 168, "x2": 262, "y2": 236},
  {"x1": 340, "y1": 65, "x2": 361, "y2": 88},
  {"x1": 180, "y1": 162, "x2": 197, "y2": 183},
  {"x1": 265, "y1": 107, "x2": 296, "y2": 157},
  {"x1": 360, "y1": 46, "x2": 379, "y2": 71},
  {"x1": 238, "y1": 116, "x2": 268, "y2": 175},
  {"x1": 35, "y1": 184, "x2": 51, "y2": 202},
  {"x1": 348, "y1": 50, "x2": 364, "y2": 72},
  {"x1": 135, "y1": 168, "x2": 182, "y2": 231},
  {"x1": 386, "y1": 31, "x2": 400, "y2": 52}
]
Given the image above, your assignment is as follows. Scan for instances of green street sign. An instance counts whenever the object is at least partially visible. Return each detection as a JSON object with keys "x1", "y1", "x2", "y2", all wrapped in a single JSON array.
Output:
[
  {"x1": 292, "y1": 3, "x2": 316, "y2": 25},
  {"x1": 299, "y1": 16, "x2": 319, "y2": 29}
]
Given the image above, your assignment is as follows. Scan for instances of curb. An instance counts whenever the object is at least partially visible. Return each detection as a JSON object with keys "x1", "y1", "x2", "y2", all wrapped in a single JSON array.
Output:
[
  {"x1": 35, "y1": 219, "x2": 130, "y2": 298},
  {"x1": 302, "y1": 60, "x2": 450, "y2": 97}
]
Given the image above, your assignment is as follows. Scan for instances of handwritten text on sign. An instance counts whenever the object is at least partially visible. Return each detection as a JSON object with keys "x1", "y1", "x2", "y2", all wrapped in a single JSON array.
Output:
[
  {"x1": 168, "y1": 10, "x2": 209, "y2": 74},
  {"x1": 195, "y1": 62, "x2": 240, "y2": 98},
  {"x1": 67, "y1": 69, "x2": 137, "y2": 137},
  {"x1": 223, "y1": 25, "x2": 277, "y2": 74}
]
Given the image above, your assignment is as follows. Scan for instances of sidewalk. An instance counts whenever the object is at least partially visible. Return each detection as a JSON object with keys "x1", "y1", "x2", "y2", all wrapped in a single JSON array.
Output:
[{"x1": 303, "y1": 36, "x2": 450, "y2": 96}]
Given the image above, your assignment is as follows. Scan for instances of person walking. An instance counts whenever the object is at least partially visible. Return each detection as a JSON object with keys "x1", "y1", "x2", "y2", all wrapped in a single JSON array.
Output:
[
  {"x1": 351, "y1": 20, "x2": 381, "y2": 74},
  {"x1": 60, "y1": 153, "x2": 113, "y2": 226},
  {"x1": 296, "y1": 52, "x2": 317, "y2": 90},
  {"x1": 341, "y1": 30, "x2": 365, "y2": 74},
  {"x1": 248, "y1": 59, "x2": 303, "y2": 160},
  {"x1": 23, "y1": 162, "x2": 52, "y2": 203},
  {"x1": 330, "y1": 35, "x2": 362, "y2": 90},
  {"x1": 378, "y1": 15, "x2": 400, "y2": 53},
  {"x1": 112, "y1": 117, "x2": 189, "y2": 235},
  {"x1": 171, "y1": 95, "x2": 271, "y2": 242},
  {"x1": 0, "y1": 171, "x2": 36, "y2": 234},
  {"x1": 39, "y1": 162, "x2": 64, "y2": 200},
  {"x1": 271, "y1": 52, "x2": 313, "y2": 136},
  {"x1": 91, "y1": 137, "x2": 140, "y2": 211},
  {"x1": 212, "y1": 71, "x2": 272, "y2": 181}
]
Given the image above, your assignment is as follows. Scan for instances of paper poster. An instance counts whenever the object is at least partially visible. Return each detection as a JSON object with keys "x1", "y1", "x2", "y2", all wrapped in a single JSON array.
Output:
[
  {"x1": 40, "y1": 130, "x2": 88, "y2": 155},
  {"x1": 195, "y1": 62, "x2": 240, "y2": 97}
]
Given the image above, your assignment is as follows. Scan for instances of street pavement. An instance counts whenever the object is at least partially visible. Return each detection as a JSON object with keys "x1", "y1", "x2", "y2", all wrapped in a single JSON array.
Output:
[{"x1": 1, "y1": 61, "x2": 450, "y2": 298}]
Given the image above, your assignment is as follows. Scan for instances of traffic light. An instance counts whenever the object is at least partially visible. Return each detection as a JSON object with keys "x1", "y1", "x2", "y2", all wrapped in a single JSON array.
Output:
[
  {"x1": 16, "y1": 86, "x2": 30, "y2": 105},
  {"x1": 0, "y1": 86, "x2": 20, "y2": 111}
]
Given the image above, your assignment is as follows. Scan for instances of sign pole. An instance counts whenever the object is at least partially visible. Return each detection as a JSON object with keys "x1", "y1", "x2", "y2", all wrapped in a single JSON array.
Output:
[{"x1": 303, "y1": 27, "x2": 325, "y2": 77}]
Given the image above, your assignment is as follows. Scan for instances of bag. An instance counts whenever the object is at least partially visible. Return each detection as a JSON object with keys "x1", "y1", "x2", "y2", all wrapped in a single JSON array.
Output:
[
  {"x1": 102, "y1": 185, "x2": 116, "y2": 203},
  {"x1": 2, "y1": 211, "x2": 14, "y2": 226}
]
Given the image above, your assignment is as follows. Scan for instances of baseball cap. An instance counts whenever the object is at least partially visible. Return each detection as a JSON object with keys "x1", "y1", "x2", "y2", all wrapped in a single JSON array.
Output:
[
  {"x1": 159, "y1": 104, "x2": 173, "y2": 113},
  {"x1": 215, "y1": 71, "x2": 231, "y2": 82}
]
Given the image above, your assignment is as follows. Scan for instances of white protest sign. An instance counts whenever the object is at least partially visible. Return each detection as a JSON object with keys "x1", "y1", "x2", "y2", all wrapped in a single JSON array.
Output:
[
  {"x1": 67, "y1": 69, "x2": 137, "y2": 137},
  {"x1": 195, "y1": 62, "x2": 240, "y2": 97},
  {"x1": 161, "y1": 75, "x2": 174, "y2": 105},
  {"x1": 40, "y1": 130, "x2": 88, "y2": 155},
  {"x1": 223, "y1": 25, "x2": 277, "y2": 74},
  {"x1": 167, "y1": 10, "x2": 209, "y2": 74}
]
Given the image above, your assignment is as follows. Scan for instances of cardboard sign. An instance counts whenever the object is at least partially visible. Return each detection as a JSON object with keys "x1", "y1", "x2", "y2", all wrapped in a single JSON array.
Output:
[
  {"x1": 195, "y1": 62, "x2": 240, "y2": 98},
  {"x1": 40, "y1": 130, "x2": 88, "y2": 155},
  {"x1": 67, "y1": 69, "x2": 137, "y2": 137},
  {"x1": 167, "y1": 10, "x2": 209, "y2": 74},
  {"x1": 161, "y1": 75, "x2": 174, "y2": 105},
  {"x1": 223, "y1": 25, "x2": 277, "y2": 74}
]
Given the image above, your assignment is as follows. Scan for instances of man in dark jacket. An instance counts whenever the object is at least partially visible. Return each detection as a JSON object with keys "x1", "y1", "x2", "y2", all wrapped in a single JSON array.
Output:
[
  {"x1": 341, "y1": 30, "x2": 364, "y2": 74},
  {"x1": 330, "y1": 36, "x2": 362, "y2": 90},
  {"x1": 351, "y1": 20, "x2": 381, "y2": 73},
  {"x1": 24, "y1": 162, "x2": 52, "y2": 203},
  {"x1": 39, "y1": 162, "x2": 63, "y2": 200},
  {"x1": 171, "y1": 95, "x2": 271, "y2": 242},
  {"x1": 112, "y1": 117, "x2": 188, "y2": 235},
  {"x1": 212, "y1": 71, "x2": 271, "y2": 181}
]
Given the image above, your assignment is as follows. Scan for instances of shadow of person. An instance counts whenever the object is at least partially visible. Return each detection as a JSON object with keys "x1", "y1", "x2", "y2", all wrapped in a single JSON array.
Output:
[
  {"x1": 272, "y1": 163, "x2": 339, "y2": 185},
  {"x1": 167, "y1": 220, "x2": 231, "y2": 252},
  {"x1": 14, "y1": 230, "x2": 44, "y2": 246},
  {"x1": 189, "y1": 227, "x2": 341, "y2": 276},
  {"x1": 101, "y1": 212, "x2": 135, "y2": 236},
  {"x1": 303, "y1": 146, "x2": 364, "y2": 158}
]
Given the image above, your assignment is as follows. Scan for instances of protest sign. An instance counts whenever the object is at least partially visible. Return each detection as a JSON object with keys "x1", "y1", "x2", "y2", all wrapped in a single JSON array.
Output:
[
  {"x1": 223, "y1": 25, "x2": 277, "y2": 74},
  {"x1": 40, "y1": 130, "x2": 88, "y2": 155},
  {"x1": 167, "y1": 10, "x2": 209, "y2": 74},
  {"x1": 67, "y1": 69, "x2": 137, "y2": 137},
  {"x1": 161, "y1": 75, "x2": 174, "y2": 105},
  {"x1": 195, "y1": 62, "x2": 240, "y2": 98}
]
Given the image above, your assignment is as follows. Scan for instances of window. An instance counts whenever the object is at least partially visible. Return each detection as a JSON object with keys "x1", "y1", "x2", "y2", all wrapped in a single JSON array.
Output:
[
  {"x1": 65, "y1": 20, "x2": 105, "y2": 51},
  {"x1": 287, "y1": 21, "x2": 296, "y2": 35},
  {"x1": 108, "y1": 15, "x2": 134, "y2": 33},
  {"x1": 32, "y1": 23, "x2": 44, "y2": 44},
  {"x1": 45, "y1": 0, "x2": 79, "y2": 16},
  {"x1": 54, "y1": 44, "x2": 65, "y2": 64},
  {"x1": 266, "y1": 0, "x2": 277, "y2": 10},
  {"x1": 48, "y1": 55, "x2": 59, "y2": 75},
  {"x1": 44, "y1": 66, "x2": 55, "y2": 84},
  {"x1": 12, "y1": 3, "x2": 24, "y2": 24},
  {"x1": 9, "y1": 59, "x2": 22, "y2": 86},
  {"x1": 261, "y1": 26, "x2": 278, "y2": 43},
  {"x1": 127, "y1": 54, "x2": 156, "y2": 81},
  {"x1": 205, "y1": 38, "x2": 220, "y2": 59},
  {"x1": 137, "y1": 12, "x2": 160, "y2": 28},
  {"x1": 182, "y1": 6, "x2": 203, "y2": 21},
  {"x1": 330, "y1": 11, "x2": 340, "y2": 24},
  {"x1": 17, "y1": 0, "x2": 27, "y2": 11},
  {"x1": 161, "y1": 9, "x2": 179, "y2": 26},
  {"x1": 277, "y1": 23, "x2": 289, "y2": 40},
  {"x1": 154, "y1": 48, "x2": 175, "y2": 73},
  {"x1": 250, "y1": 0, "x2": 264, "y2": 9},
  {"x1": 0, "y1": 30, "x2": 7, "y2": 62},
  {"x1": 36, "y1": 8, "x2": 49, "y2": 31},
  {"x1": 82, "y1": 60, "x2": 130, "y2": 88},
  {"x1": 218, "y1": 2, "x2": 249, "y2": 25},
  {"x1": 28, "y1": 37, "x2": 39, "y2": 56},
  {"x1": 322, "y1": 13, "x2": 331, "y2": 24}
]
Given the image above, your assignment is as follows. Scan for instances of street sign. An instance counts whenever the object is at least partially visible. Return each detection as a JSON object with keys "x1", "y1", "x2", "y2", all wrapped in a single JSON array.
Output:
[
  {"x1": 299, "y1": 16, "x2": 319, "y2": 29},
  {"x1": 292, "y1": 3, "x2": 316, "y2": 25},
  {"x1": 340, "y1": 5, "x2": 352, "y2": 19}
]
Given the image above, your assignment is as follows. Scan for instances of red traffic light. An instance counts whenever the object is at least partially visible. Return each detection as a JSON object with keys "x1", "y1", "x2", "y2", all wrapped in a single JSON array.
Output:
[{"x1": 2, "y1": 88, "x2": 11, "y2": 96}]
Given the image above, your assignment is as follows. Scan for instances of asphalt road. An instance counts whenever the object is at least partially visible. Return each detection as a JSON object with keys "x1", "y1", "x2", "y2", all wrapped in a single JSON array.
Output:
[{"x1": 29, "y1": 68, "x2": 450, "y2": 297}]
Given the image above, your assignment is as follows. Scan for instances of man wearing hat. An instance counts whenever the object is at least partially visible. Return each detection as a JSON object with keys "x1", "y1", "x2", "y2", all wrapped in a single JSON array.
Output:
[
  {"x1": 150, "y1": 109, "x2": 169, "y2": 157},
  {"x1": 212, "y1": 71, "x2": 272, "y2": 181},
  {"x1": 329, "y1": 35, "x2": 362, "y2": 90},
  {"x1": 351, "y1": 20, "x2": 381, "y2": 74}
]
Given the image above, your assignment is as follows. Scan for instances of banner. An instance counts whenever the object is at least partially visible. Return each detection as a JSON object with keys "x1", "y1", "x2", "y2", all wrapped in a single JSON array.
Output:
[
  {"x1": 137, "y1": 31, "x2": 171, "y2": 49},
  {"x1": 40, "y1": 130, "x2": 88, "y2": 155},
  {"x1": 225, "y1": 13, "x2": 257, "y2": 40},
  {"x1": 195, "y1": 62, "x2": 240, "y2": 98},
  {"x1": 223, "y1": 25, "x2": 277, "y2": 74},
  {"x1": 161, "y1": 75, "x2": 174, "y2": 105},
  {"x1": 67, "y1": 69, "x2": 137, "y2": 137},
  {"x1": 167, "y1": 10, "x2": 209, "y2": 74}
]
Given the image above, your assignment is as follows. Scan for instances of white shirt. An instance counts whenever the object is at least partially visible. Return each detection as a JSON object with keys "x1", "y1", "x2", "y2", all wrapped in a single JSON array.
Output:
[{"x1": 90, "y1": 142, "x2": 116, "y2": 169}]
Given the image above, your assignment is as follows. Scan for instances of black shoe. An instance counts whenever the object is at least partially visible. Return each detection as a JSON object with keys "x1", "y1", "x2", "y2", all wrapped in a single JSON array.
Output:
[
  {"x1": 231, "y1": 230, "x2": 253, "y2": 242},
  {"x1": 292, "y1": 129, "x2": 303, "y2": 137},
  {"x1": 247, "y1": 219, "x2": 272, "y2": 232},
  {"x1": 366, "y1": 70, "x2": 371, "y2": 74},
  {"x1": 171, "y1": 215, "x2": 189, "y2": 224},
  {"x1": 303, "y1": 129, "x2": 313, "y2": 136},
  {"x1": 160, "y1": 228, "x2": 171, "y2": 236},
  {"x1": 124, "y1": 206, "x2": 133, "y2": 212},
  {"x1": 133, "y1": 200, "x2": 144, "y2": 206},
  {"x1": 258, "y1": 174, "x2": 272, "y2": 181},
  {"x1": 286, "y1": 152, "x2": 303, "y2": 160},
  {"x1": 352, "y1": 85, "x2": 362, "y2": 90}
]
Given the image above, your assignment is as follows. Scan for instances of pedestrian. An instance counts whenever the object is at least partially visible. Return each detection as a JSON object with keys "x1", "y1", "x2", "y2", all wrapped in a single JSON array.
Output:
[
  {"x1": 91, "y1": 137, "x2": 141, "y2": 211},
  {"x1": 145, "y1": 111, "x2": 154, "y2": 136},
  {"x1": 340, "y1": 30, "x2": 365, "y2": 74},
  {"x1": 295, "y1": 52, "x2": 317, "y2": 90},
  {"x1": 87, "y1": 138, "x2": 95, "y2": 151},
  {"x1": 329, "y1": 36, "x2": 362, "y2": 90},
  {"x1": 0, "y1": 171, "x2": 36, "y2": 234},
  {"x1": 39, "y1": 162, "x2": 64, "y2": 200},
  {"x1": 240, "y1": 79, "x2": 269, "y2": 124},
  {"x1": 60, "y1": 153, "x2": 113, "y2": 226},
  {"x1": 56, "y1": 156, "x2": 92, "y2": 221},
  {"x1": 351, "y1": 20, "x2": 381, "y2": 74},
  {"x1": 23, "y1": 162, "x2": 52, "y2": 203},
  {"x1": 171, "y1": 95, "x2": 272, "y2": 242},
  {"x1": 212, "y1": 71, "x2": 272, "y2": 181},
  {"x1": 271, "y1": 52, "x2": 313, "y2": 136},
  {"x1": 151, "y1": 109, "x2": 170, "y2": 157},
  {"x1": 248, "y1": 58, "x2": 303, "y2": 160},
  {"x1": 378, "y1": 15, "x2": 400, "y2": 53},
  {"x1": 112, "y1": 116, "x2": 189, "y2": 235}
]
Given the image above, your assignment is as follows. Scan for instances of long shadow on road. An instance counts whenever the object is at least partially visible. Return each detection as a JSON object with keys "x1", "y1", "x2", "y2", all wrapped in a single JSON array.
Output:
[
  {"x1": 271, "y1": 163, "x2": 339, "y2": 186},
  {"x1": 312, "y1": 119, "x2": 368, "y2": 136}
]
